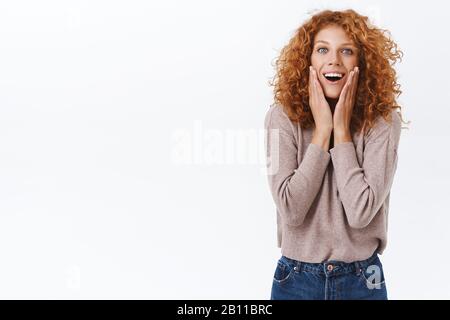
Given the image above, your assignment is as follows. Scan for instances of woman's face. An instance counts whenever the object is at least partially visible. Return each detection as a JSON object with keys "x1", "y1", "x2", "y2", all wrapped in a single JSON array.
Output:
[{"x1": 310, "y1": 25, "x2": 359, "y2": 100}]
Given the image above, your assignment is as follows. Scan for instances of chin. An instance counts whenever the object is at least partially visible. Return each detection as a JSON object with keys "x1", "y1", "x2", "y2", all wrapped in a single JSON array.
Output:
[{"x1": 324, "y1": 92, "x2": 340, "y2": 99}]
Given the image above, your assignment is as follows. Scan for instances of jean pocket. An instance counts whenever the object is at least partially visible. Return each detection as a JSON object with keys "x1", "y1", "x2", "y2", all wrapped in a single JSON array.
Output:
[{"x1": 273, "y1": 258, "x2": 294, "y2": 284}]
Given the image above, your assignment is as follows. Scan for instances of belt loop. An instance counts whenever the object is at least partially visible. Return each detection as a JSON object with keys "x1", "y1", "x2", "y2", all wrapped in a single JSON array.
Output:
[
  {"x1": 354, "y1": 260, "x2": 362, "y2": 275},
  {"x1": 293, "y1": 260, "x2": 301, "y2": 273}
]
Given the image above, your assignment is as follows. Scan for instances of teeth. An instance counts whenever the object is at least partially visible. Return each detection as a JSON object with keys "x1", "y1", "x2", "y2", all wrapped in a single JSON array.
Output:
[{"x1": 324, "y1": 73, "x2": 343, "y2": 78}]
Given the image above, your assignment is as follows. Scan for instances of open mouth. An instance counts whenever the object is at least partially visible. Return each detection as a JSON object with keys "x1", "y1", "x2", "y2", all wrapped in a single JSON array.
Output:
[{"x1": 322, "y1": 72, "x2": 345, "y2": 84}]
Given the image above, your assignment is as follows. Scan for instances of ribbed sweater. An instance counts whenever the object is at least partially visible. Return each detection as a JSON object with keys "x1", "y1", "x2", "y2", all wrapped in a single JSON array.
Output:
[{"x1": 264, "y1": 104, "x2": 402, "y2": 263}]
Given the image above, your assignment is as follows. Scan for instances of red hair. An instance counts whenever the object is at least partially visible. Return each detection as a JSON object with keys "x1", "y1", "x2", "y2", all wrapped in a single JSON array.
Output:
[{"x1": 269, "y1": 9, "x2": 409, "y2": 135}]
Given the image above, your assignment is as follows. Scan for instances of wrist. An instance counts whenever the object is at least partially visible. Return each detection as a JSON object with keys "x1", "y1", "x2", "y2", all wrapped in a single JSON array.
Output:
[
  {"x1": 333, "y1": 129, "x2": 352, "y2": 144},
  {"x1": 314, "y1": 126, "x2": 333, "y2": 136}
]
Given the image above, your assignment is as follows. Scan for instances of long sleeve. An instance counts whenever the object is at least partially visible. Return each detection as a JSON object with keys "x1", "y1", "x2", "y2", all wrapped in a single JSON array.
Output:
[
  {"x1": 329, "y1": 112, "x2": 402, "y2": 229},
  {"x1": 264, "y1": 106, "x2": 331, "y2": 227}
]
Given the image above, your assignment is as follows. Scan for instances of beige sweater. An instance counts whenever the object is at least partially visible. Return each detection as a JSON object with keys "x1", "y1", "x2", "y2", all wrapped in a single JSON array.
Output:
[{"x1": 264, "y1": 104, "x2": 402, "y2": 263}]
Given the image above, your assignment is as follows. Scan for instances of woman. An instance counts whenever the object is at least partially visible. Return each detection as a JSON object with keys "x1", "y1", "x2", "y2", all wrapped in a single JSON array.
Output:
[{"x1": 265, "y1": 9, "x2": 409, "y2": 300}]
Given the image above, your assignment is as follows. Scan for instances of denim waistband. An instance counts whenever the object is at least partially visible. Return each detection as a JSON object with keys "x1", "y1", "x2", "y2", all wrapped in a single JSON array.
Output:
[{"x1": 280, "y1": 251, "x2": 379, "y2": 277}]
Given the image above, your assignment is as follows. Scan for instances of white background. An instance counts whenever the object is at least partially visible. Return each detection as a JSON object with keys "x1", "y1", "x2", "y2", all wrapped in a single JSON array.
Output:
[{"x1": 0, "y1": 0, "x2": 448, "y2": 299}]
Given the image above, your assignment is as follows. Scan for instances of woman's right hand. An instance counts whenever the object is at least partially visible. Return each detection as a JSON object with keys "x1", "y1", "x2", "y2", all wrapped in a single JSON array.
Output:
[{"x1": 308, "y1": 66, "x2": 333, "y2": 133}]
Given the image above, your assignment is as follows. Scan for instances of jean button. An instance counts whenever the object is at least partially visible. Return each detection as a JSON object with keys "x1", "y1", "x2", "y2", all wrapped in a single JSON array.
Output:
[{"x1": 327, "y1": 264, "x2": 334, "y2": 271}]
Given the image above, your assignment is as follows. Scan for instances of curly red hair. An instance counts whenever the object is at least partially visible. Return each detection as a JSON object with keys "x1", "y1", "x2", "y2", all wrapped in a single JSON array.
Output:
[{"x1": 269, "y1": 9, "x2": 409, "y2": 135}]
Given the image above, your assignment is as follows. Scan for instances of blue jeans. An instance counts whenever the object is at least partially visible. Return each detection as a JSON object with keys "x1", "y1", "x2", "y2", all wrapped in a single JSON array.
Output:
[{"x1": 270, "y1": 251, "x2": 387, "y2": 300}]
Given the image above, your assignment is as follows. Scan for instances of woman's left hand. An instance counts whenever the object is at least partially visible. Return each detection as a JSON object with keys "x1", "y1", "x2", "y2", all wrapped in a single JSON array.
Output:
[{"x1": 333, "y1": 66, "x2": 359, "y2": 134}]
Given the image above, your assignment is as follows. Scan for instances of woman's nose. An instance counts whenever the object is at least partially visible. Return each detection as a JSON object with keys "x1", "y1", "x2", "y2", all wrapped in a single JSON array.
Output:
[{"x1": 328, "y1": 51, "x2": 342, "y2": 65}]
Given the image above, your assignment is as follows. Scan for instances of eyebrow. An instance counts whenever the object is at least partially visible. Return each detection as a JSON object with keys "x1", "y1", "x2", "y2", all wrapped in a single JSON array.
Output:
[{"x1": 314, "y1": 40, "x2": 356, "y2": 47}]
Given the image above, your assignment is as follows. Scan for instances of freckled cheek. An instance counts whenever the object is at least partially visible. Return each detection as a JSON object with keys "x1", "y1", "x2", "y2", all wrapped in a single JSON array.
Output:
[
  {"x1": 345, "y1": 57, "x2": 359, "y2": 70},
  {"x1": 310, "y1": 54, "x2": 322, "y2": 70},
  {"x1": 310, "y1": 56, "x2": 325, "y2": 83}
]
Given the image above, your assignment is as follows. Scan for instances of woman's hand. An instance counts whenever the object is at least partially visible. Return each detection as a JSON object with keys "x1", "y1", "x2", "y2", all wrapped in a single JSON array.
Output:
[
  {"x1": 333, "y1": 66, "x2": 359, "y2": 136},
  {"x1": 309, "y1": 66, "x2": 333, "y2": 133}
]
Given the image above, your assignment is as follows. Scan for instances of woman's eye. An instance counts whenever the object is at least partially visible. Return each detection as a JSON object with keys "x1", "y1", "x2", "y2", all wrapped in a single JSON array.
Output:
[
  {"x1": 342, "y1": 48, "x2": 353, "y2": 55},
  {"x1": 317, "y1": 47, "x2": 327, "y2": 54}
]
